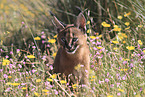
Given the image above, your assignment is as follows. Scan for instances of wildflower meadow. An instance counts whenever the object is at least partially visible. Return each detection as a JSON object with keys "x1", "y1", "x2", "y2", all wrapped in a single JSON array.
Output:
[{"x1": 0, "y1": 0, "x2": 145, "y2": 97}]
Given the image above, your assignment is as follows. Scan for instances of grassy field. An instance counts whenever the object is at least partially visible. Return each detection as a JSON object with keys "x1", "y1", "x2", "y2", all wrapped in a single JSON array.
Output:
[{"x1": 0, "y1": 0, "x2": 145, "y2": 97}]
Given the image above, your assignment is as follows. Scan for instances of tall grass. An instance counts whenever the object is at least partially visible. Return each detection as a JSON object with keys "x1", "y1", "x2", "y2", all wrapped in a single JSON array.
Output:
[{"x1": 0, "y1": 0, "x2": 145, "y2": 96}]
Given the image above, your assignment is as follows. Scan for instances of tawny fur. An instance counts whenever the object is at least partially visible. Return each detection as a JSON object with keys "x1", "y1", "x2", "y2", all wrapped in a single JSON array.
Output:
[{"x1": 52, "y1": 13, "x2": 90, "y2": 85}]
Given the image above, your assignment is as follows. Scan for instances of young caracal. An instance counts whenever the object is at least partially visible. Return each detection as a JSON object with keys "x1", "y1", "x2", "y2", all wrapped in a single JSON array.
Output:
[{"x1": 51, "y1": 12, "x2": 90, "y2": 85}]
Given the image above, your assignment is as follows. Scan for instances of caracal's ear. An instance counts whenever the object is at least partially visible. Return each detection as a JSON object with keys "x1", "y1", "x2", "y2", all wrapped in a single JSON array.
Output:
[
  {"x1": 50, "y1": 11, "x2": 66, "y2": 32},
  {"x1": 75, "y1": 12, "x2": 86, "y2": 31}
]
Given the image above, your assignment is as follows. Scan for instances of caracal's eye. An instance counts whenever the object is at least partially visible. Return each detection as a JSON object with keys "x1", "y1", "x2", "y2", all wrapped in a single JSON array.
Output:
[
  {"x1": 61, "y1": 37, "x2": 66, "y2": 42},
  {"x1": 72, "y1": 38, "x2": 78, "y2": 42}
]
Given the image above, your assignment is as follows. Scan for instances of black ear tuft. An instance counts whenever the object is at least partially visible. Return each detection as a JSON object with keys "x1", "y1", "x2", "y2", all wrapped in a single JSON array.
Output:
[
  {"x1": 50, "y1": 11, "x2": 66, "y2": 32},
  {"x1": 49, "y1": 11, "x2": 55, "y2": 16}
]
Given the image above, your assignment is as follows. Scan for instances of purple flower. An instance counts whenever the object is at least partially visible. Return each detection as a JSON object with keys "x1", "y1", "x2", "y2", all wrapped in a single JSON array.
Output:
[
  {"x1": 99, "y1": 80, "x2": 104, "y2": 84},
  {"x1": 123, "y1": 61, "x2": 127, "y2": 65},
  {"x1": 21, "y1": 83, "x2": 26, "y2": 85},
  {"x1": 41, "y1": 35, "x2": 46, "y2": 39},
  {"x1": 92, "y1": 42, "x2": 96, "y2": 44},
  {"x1": 117, "y1": 92, "x2": 121, "y2": 96},
  {"x1": 0, "y1": 69, "x2": 3, "y2": 72},
  {"x1": 46, "y1": 64, "x2": 49, "y2": 66},
  {"x1": 5, "y1": 88, "x2": 11, "y2": 92},
  {"x1": 129, "y1": 63, "x2": 134, "y2": 68},
  {"x1": 49, "y1": 65, "x2": 53, "y2": 70},
  {"x1": 96, "y1": 41, "x2": 101, "y2": 45},
  {"x1": 96, "y1": 51, "x2": 100, "y2": 55},
  {"x1": 31, "y1": 88, "x2": 35, "y2": 91},
  {"x1": 3, "y1": 74, "x2": 8, "y2": 78},
  {"x1": 22, "y1": 22, "x2": 24, "y2": 24},
  {"x1": 42, "y1": 40, "x2": 45, "y2": 44},
  {"x1": 32, "y1": 69, "x2": 37, "y2": 73},
  {"x1": 41, "y1": 31, "x2": 44, "y2": 34},
  {"x1": 18, "y1": 64, "x2": 22, "y2": 68},
  {"x1": 5, "y1": 55, "x2": 9, "y2": 58},
  {"x1": 122, "y1": 75, "x2": 126, "y2": 80},
  {"x1": 32, "y1": 46, "x2": 36, "y2": 49},
  {"x1": 139, "y1": 88, "x2": 142, "y2": 92},
  {"x1": 45, "y1": 81, "x2": 49, "y2": 86},
  {"x1": 54, "y1": 89, "x2": 58, "y2": 95},
  {"x1": 93, "y1": 47, "x2": 97, "y2": 50},
  {"x1": 47, "y1": 44, "x2": 50, "y2": 47},
  {"x1": 105, "y1": 78, "x2": 109, "y2": 82},
  {"x1": 117, "y1": 83, "x2": 120, "y2": 87},
  {"x1": 110, "y1": 84, "x2": 114, "y2": 87},
  {"x1": 26, "y1": 94, "x2": 28, "y2": 97},
  {"x1": 107, "y1": 72, "x2": 109, "y2": 77},
  {"x1": 119, "y1": 57, "x2": 123, "y2": 60},
  {"x1": 15, "y1": 78, "x2": 18, "y2": 81},
  {"x1": 17, "y1": 49, "x2": 20, "y2": 52}
]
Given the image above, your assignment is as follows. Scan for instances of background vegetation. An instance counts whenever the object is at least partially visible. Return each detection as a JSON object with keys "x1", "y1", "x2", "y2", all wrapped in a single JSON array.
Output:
[{"x1": 0, "y1": 0, "x2": 145, "y2": 96}]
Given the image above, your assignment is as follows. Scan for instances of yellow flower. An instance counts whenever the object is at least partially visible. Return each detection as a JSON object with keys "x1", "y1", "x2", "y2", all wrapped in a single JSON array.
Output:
[
  {"x1": 113, "y1": 47, "x2": 118, "y2": 50},
  {"x1": 98, "y1": 35, "x2": 102, "y2": 38},
  {"x1": 1, "y1": 40, "x2": 3, "y2": 45},
  {"x1": 42, "y1": 89, "x2": 49, "y2": 92},
  {"x1": 26, "y1": 76, "x2": 31, "y2": 79},
  {"x1": 124, "y1": 12, "x2": 131, "y2": 17},
  {"x1": 90, "y1": 36, "x2": 96, "y2": 39},
  {"x1": 8, "y1": 76, "x2": 12, "y2": 78},
  {"x1": 113, "y1": 25, "x2": 118, "y2": 28},
  {"x1": 125, "y1": 26, "x2": 130, "y2": 30},
  {"x1": 101, "y1": 22, "x2": 111, "y2": 27},
  {"x1": 123, "y1": 41, "x2": 126, "y2": 43},
  {"x1": 74, "y1": 64, "x2": 81, "y2": 70},
  {"x1": 118, "y1": 89, "x2": 124, "y2": 92},
  {"x1": 2, "y1": 59, "x2": 10, "y2": 66},
  {"x1": 6, "y1": 82, "x2": 12, "y2": 85},
  {"x1": 125, "y1": 22, "x2": 130, "y2": 26},
  {"x1": 87, "y1": 29, "x2": 91, "y2": 33},
  {"x1": 36, "y1": 79, "x2": 41, "y2": 82},
  {"x1": 47, "y1": 78, "x2": 53, "y2": 82},
  {"x1": 7, "y1": 31, "x2": 10, "y2": 34},
  {"x1": 52, "y1": 53, "x2": 56, "y2": 57},
  {"x1": 117, "y1": 32, "x2": 127, "y2": 40},
  {"x1": 112, "y1": 41, "x2": 119, "y2": 44},
  {"x1": 53, "y1": 35, "x2": 57, "y2": 38},
  {"x1": 107, "y1": 95, "x2": 113, "y2": 97},
  {"x1": 27, "y1": 55, "x2": 35, "y2": 58},
  {"x1": 34, "y1": 92, "x2": 40, "y2": 96},
  {"x1": 138, "y1": 40, "x2": 143, "y2": 45},
  {"x1": 72, "y1": 84, "x2": 78, "y2": 89},
  {"x1": 118, "y1": 16, "x2": 123, "y2": 20},
  {"x1": 60, "y1": 80, "x2": 67, "y2": 84},
  {"x1": 92, "y1": 76, "x2": 96, "y2": 79},
  {"x1": 34, "y1": 36, "x2": 41, "y2": 40},
  {"x1": 11, "y1": 83, "x2": 20, "y2": 86},
  {"x1": 90, "y1": 79, "x2": 94, "y2": 81},
  {"x1": 126, "y1": 46, "x2": 135, "y2": 50},
  {"x1": 138, "y1": 25, "x2": 143, "y2": 28},
  {"x1": 143, "y1": 50, "x2": 145, "y2": 53},
  {"x1": 97, "y1": 46, "x2": 103, "y2": 49},
  {"x1": 121, "y1": 33, "x2": 127, "y2": 38},
  {"x1": 113, "y1": 27, "x2": 121, "y2": 31},
  {"x1": 124, "y1": 58, "x2": 130, "y2": 61},
  {"x1": 22, "y1": 87, "x2": 27, "y2": 90},
  {"x1": 50, "y1": 74, "x2": 57, "y2": 79},
  {"x1": 44, "y1": 93, "x2": 49, "y2": 95},
  {"x1": 48, "y1": 39, "x2": 56, "y2": 43},
  {"x1": 120, "y1": 69, "x2": 128, "y2": 71},
  {"x1": 87, "y1": 21, "x2": 90, "y2": 24}
]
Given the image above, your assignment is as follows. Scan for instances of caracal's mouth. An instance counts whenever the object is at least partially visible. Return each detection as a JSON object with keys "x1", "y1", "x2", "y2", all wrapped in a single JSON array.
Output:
[{"x1": 65, "y1": 45, "x2": 79, "y2": 54}]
